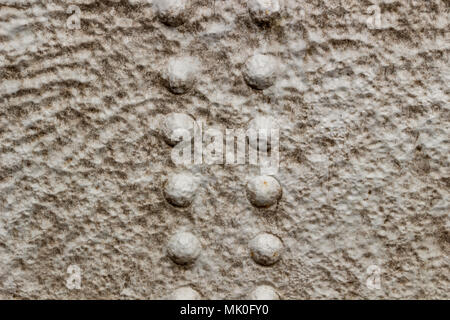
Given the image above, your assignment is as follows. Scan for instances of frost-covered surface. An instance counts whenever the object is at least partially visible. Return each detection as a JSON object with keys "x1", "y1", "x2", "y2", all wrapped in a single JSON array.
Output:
[{"x1": 0, "y1": 0, "x2": 449, "y2": 299}]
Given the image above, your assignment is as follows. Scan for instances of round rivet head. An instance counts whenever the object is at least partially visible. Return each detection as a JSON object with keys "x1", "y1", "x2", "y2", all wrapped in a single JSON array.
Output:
[
  {"x1": 163, "y1": 57, "x2": 197, "y2": 94},
  {"x1": 167, "y1": 231, "x2": 201, "y2": 265},
  {"x1": 249, "y1": 233, "x2": 283, "y2": 266},
  {"x1": 247, "y1": 116, "x2": 279, "y2": 151},
  {"x1": 155, "y1": 0, "x2": 187, "y2": 26},
  {"x1": 249, "y1": 285, "x2": 280, "y2": 300},
  {"x1": 170, "y1": 286, "x2": 201, "y2": 300},
  {"x1": 246, "y1": 175, "x2": 282, "y2": 208},
  {"x1": 161, "y1": 113, "x2": 197, "y2": 146},
  {"x1": 164, "y1": 172, "x2": 198, "y2": 207},
  {"x1": 248, "y1": 0, "x2": 281, "y2": 25},
  {"x1": 243, "y1": 54, "x2": 278, "y2": 90}
]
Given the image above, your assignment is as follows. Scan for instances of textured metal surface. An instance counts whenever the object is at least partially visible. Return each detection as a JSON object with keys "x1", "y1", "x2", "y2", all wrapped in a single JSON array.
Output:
[{"x1": 0, "y1": 0, "x2": 449, "y2": 299}]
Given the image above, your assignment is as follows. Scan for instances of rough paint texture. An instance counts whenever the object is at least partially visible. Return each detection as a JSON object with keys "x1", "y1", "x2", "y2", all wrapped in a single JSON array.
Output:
[{"x1": 0, "y1": 0, "x2": 449, "y2": 299}]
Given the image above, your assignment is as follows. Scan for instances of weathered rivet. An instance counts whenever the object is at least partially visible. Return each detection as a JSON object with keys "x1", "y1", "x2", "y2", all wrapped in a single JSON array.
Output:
[
  {"x1": 164, "y1": 172, "x2": 198, "y2": 207},
  {"x1": 155, "y1": 0, "x2": 187, "y2": 27},
  {"x1": 246, "y1": 175, "x2": 282, "y2": 207},
  {"x1": 249, "y1": 285, "x2": 280, "y2": 300},
  {"x1": 243, "y1": 54, "x2": 278, "y2": 90},
  {"x1": 167, "y1": 231, "x2": 201, "y2": 265},
  {"x1": 170, "y1": 286, "x2": 201, "y2": 300},
  {"x1": 163, "y1": 57, "x2": 197, "y2": 94},
  {"x1": 161, "y1": 113, "x2": 197, "y2": 146},
  {"x1": 249, "y1": 232, "x2": 283, "y2": 266}
]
